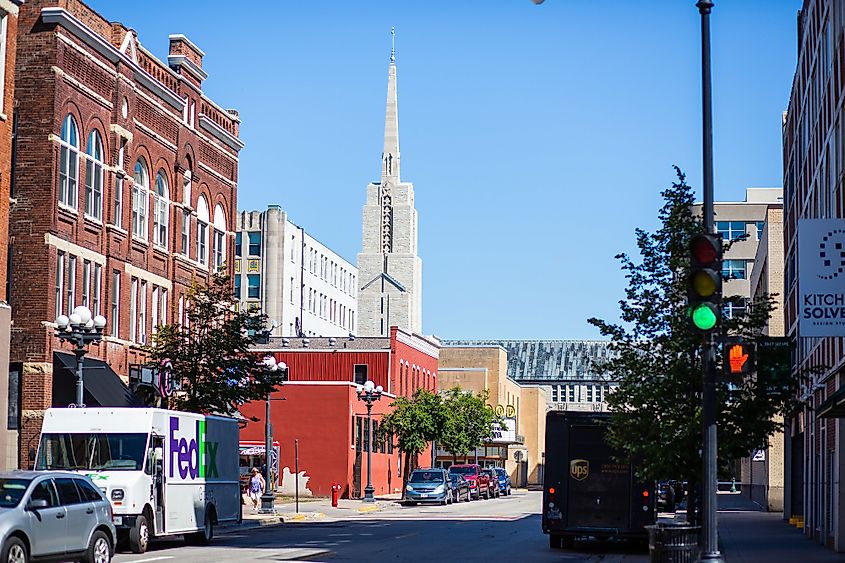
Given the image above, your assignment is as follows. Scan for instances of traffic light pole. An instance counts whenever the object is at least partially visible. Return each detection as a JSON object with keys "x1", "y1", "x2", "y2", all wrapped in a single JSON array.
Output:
[{"x1": 696, "y1": 1, "x2": 724, "y2": 561}]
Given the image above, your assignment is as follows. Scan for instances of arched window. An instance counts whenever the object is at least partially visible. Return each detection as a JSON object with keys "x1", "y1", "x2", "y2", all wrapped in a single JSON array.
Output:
[
  {"x1": 213, "y1": 203, "x2": 226, "y2": 269},
  {"x1": 59, "y1": 115, "x2": 79, "y2": 208},
  {"x1": 180, "y1": 166, "x2": 192, "y2": 256},
  {"x1": 153, "y1": 171, "x2": 169, "y2": 248},
  {"x1": 132, "y1": 158, "x2": 149, "y2": 239},
  {"x1": 196, "y1": 195, "x2": 209, "y2": 267},
  {"x1": 84, "y1": 130, "x2": 103, "y2": 220}
]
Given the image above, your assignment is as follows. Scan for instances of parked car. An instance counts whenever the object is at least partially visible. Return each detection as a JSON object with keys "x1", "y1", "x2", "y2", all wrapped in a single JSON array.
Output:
[
  {"x1": 448, "y1": 464, "x2": 491, "y2": 500},
  {"x1": 404, "y1": 468, "x2": 453, "y2": 505},
  {"x1": 657, "y1": 482, "x2": 676, "y2": 512},
  {"x1": 449, "y1": 474, "x2": 471, "y2": 503},
  {"x1": 493, "y1": 467, "x2": 512, "y2": 496},
  {"x1": 0, "y1": 470, "x2": 117, "y2": 563},
  {"x1": 482, "y1": 468, "x2": 501, "y2": 498}
]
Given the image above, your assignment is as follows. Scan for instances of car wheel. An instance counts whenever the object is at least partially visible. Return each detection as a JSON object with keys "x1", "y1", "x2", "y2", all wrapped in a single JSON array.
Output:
[
  {"x1": 129, "y1": 514, "x2": 149, "y2": 554},
  {"x1": 82, "y1": 530, "x2": 112, "y2": 563},
  {"x1": 187, "y1": 512, "x2": 215, "y2": 546},
  {"x1": 2, "y1": 537, "x2": 27, "y2": 563}
]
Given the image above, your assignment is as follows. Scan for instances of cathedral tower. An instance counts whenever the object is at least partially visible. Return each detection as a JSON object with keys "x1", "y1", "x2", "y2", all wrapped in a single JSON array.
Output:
[{"x1": 356, "y1": 29, "x2": 423, "y2": 336}]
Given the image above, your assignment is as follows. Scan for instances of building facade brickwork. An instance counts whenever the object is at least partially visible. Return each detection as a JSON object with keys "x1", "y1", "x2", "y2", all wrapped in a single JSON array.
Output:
[{"x1": 9, "y1": 0, "x2": 240, "y2": 467}]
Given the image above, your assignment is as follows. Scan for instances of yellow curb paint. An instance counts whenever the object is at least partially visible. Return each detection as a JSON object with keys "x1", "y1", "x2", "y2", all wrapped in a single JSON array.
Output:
[{"x1": 358, "y1": 504, "x2": 382, "y2": 513}]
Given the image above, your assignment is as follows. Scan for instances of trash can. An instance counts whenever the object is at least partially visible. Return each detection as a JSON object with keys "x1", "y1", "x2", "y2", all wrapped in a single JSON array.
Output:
[{"x1": 646, "y1": 524, "x2": 701, "y2": 563}]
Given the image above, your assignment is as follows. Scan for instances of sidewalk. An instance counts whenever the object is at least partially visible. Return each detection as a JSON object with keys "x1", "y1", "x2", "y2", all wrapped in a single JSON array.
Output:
[
  {"x1": 716, "y1": 493, "x2": 842, "y2": 562},
  {"x1": 238, "y1": 493, "x2": 406, "y2": 528}
]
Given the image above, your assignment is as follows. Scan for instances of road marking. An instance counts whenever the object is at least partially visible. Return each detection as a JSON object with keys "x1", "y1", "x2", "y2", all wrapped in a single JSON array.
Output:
[{"x1": 124, "y1": 557, "x2": 174, "y2": 563}]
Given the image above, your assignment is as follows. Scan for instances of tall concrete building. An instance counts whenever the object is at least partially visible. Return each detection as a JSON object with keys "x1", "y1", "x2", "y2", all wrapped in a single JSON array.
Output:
[
  {"x1": 694, "y1": 188, "x2": 783, "y2": 318},
  {"x1": 236, "y1": 206, "x2": 357, "y2": 338},
  {"x1": 744, "y1": 206, "x2": 786, "y2": 512},
  {"x1": 357, "y1": 33, "x2": 422, "y2": 336},
  {"x1": 781, "y1": 1, "x2": 845, "y2": 551}
]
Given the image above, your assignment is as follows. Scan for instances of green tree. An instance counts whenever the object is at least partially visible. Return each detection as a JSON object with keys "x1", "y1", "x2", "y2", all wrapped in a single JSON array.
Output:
[
  {"x1": 587, "y1": 168, "x2": 794, "y2": 521},
  {"x1": 379, "y1": 389, "x2": 445, "y2": 495},
  {"x1": 439, "y1": 388, "x2": 504, "y2": 463},
  {"x1": 145, "y1": 272, "x2": 287, "y2": 417}
]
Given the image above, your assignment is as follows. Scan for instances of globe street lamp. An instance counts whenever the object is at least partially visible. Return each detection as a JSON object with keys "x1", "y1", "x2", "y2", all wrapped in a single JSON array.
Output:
[
  {"x1": 54, "y1": 306, "x2": 107, "y2": 408},
  {"x1": 259, "y1": 355, "x2": 287, "y2": 514},
  {"x1": 356, "y1": 380, "x2": 383, "y2": 503}
]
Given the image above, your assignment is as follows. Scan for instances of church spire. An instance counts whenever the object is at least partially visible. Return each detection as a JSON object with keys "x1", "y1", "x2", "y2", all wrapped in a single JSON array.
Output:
[{"x1": 382, "y1": 27, "x2": 400, "y2": 181}]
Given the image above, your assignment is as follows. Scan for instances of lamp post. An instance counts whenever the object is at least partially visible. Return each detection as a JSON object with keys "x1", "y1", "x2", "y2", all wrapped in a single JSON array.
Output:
[
  {"x1": 54, "y1": 306, "x2": 107, "y2": 408},
  {"x1": 356, "y1": 380, "x2": 383, "y2": 503},
  {"x1": 259, "y1": 355, "x2": 287, "y2": 514}
]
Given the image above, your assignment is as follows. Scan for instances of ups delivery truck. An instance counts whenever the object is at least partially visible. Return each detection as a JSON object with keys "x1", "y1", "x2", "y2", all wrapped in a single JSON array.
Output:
[{"x1": 542, "y1": 411, "x2": 655, "y2": 549}]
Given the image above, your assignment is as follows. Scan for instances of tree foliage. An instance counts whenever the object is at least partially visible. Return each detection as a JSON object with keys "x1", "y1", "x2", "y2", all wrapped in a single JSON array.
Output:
[
  {"x1": 587, "y1": 168, "x2": 795, "y2": 488},
  {"x1": 439, "y1": 388, "x2": 503, "y2": 460},
  {"x1": 145, "y1": 272, "x2": 287, "y2": 417}
]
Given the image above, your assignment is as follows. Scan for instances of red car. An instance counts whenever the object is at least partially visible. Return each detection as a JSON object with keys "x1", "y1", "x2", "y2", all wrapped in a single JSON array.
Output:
[{"x1": 448, "y1": 464, "x2": 491, "y2": 500}]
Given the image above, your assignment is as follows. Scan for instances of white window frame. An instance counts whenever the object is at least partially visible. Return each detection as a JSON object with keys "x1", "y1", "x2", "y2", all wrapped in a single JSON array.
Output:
[
  {"x1": 58, "y1": 115, "x2": 80, "y2": 209},
  {"x1": 93, "y1": 264, "x2": 102, "y2": 317},
  {"x1": 66, "y1": 255, "x2": 76, "y2": 315},
  {"x1": 153, "y1": 171, "x2": 169, "y2": 249},
  {"x1": 0, "y1": 15, "x2": 7, "y2": 114},
  {"x1": 139, "y1": 280, "x2": 147, "y2": 344},
  {"x1": 81, "y1": 260, "x2": 90, "y2": 308},
  {"x1": 110, "y1": 270, "x2": 119, "y2": 338},
  {"x1": 114, "y1": 140, "x2": 126, "y2": 228},
  {"x1": 132, "y1": 158, "x2": 150, "y2": 240},
  {"x1": 129, "y1": 277, "x2": 138, "y2": 343},
  {"x1": 181, "y1": 209, "x2": 191, "y2": 256},
  {"x1": 55, "y1": 251, "x2": 65, "y2": 319},
  {"x1": 84, "y1": 130, "x2": 104, "y2": 221},
  {"x1": 151, "y1": 285, "x2": 159, "y2": 335}
]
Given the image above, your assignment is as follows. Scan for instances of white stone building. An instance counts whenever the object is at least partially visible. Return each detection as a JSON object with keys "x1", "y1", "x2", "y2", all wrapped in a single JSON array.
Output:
[
  {"x1": 357, "y1": 38, "x2": 423, "y2": 336},
  {"x1": 236, "y1": 206, "x2": 357, "y2": 338}
]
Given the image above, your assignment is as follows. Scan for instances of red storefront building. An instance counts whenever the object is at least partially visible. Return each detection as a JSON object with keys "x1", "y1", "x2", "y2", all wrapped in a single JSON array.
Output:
[
  {"x1": 10, "y1": 0, "x2": 241, "y2": 466},
  {"x1": 241, "y1": 327, "x2": 439, "y2": 498}
]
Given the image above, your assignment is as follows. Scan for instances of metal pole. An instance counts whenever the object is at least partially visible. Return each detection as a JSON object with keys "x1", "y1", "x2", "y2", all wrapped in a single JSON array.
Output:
[
  {"x1": 696, "y1": 1, "x2": 724, "y2": 561},
  {"x1": 295, "y1": 438, "x2": 300, "y2": 514},
  {"x1": 74, "y1": 343, "x2": 85, "y2": 407},
  {"x1": 364, "y1": 400, "x2": 375, "y2": 502},
  {"x1": 260, "y1": 393, "x2": 275, "y2": 513}
]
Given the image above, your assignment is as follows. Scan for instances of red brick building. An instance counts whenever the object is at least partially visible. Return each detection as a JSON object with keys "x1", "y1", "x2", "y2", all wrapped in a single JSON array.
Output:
[
  {"x1": 9, "y1": 0, "x2": 242, "y2": 466},
  {"x1": 240, "y1": 327, "x2": 439, "y2": 498},
  {"x1": 0, "y1": 0, "x2": 22, "y2": 470}
]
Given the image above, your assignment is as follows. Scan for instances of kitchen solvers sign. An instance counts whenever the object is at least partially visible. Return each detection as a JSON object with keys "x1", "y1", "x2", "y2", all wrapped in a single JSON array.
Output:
[{"x1": 799, "y1": 219, "x2": 845, "y2": 337}]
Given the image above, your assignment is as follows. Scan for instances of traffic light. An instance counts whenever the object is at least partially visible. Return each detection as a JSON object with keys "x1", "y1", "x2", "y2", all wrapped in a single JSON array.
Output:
[
  {"x1": 722, "y1": 337, "x2": 754, "y2": 379},
  {"x1": 688, "y1": 233, "x2": 722, "y2": 332}
]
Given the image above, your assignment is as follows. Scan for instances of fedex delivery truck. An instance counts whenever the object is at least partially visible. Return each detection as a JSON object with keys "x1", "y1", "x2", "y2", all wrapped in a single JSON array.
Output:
[{"x1": 35, "y1": 407, "x2": 241, "y2": 554}]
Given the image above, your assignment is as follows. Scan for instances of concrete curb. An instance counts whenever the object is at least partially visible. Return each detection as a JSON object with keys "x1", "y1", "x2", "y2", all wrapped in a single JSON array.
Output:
[{"x1": 357, "y1": 503, "x2": 383, "y2": 513}]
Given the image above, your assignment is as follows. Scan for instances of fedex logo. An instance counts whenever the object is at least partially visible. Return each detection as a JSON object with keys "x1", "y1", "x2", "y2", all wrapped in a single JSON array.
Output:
[{"x1": 169, "y1": 417, "x2": 219, "y2": 479}]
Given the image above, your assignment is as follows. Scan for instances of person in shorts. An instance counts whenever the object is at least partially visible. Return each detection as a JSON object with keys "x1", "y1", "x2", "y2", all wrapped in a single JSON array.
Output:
[{"x1": 249, "y1": 467, "x2": 265, "y2": 510}]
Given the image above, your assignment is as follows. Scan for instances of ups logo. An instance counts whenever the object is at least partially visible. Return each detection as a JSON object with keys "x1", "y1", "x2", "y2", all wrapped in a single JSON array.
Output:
[{"x1": 570, "y1": 459, "x2": 589, "y2": 481}]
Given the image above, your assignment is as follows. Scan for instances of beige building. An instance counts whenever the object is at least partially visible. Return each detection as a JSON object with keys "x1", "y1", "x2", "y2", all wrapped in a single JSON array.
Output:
[
  {"x1": 437, "y1": 346, "x2": 547, "y2": 487},
  {"x1": 743, "y1": 206, "x2": 785, "y2": 511}
]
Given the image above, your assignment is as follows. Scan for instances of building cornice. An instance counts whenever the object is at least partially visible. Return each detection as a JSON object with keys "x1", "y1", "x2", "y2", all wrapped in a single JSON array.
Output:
[
  {"x1": 41, "y1": 7, "x2": 185, "y2": 111},
  {"x1": 168, "y1": 54, "x2": 208, "y2": 82},
  {"x1": 169, "y1": 34, "x2": 205, "y2": 57},
  {"x1": 395, "y1": 330, "x2": 439, "y2": 359},
  {"x1": 199, "y1": 114, "x2": 244, "y2": 151}
]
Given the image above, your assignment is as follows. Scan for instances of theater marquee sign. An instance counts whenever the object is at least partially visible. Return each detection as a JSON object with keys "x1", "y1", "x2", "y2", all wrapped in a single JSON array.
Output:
[{"x1": 799, "y1": 219, "x2": 845, "y2": 337}]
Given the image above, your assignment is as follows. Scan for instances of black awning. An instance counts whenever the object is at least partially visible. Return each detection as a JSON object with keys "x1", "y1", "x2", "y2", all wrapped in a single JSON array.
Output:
[
  {"x1": 816, "y1": 385, "x2": 845, "y2": 418},
  {"x1": 53, "y1": 352, "x2": 144, "y2": 408}
]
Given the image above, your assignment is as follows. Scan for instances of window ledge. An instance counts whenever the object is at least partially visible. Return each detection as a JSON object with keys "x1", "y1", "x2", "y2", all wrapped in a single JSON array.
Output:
[
  {"x1": 152, "y1": 245, "x2": 170, "y2": 258},
  {"x1": 106, "y1": 224, "x2": 128, "y2": 236},
  {"x1": 83, "y1": 214, "x2": 104, "y2": 227},
  {"x1": 0, "y1": 113, "x2": 7, "y2": 122},
  {"x1": 131, "y1": 236, "x2": 149, "y2": 248},
  {"x1": 58, "y1": 203, "x2": 79, "y2": 216}
]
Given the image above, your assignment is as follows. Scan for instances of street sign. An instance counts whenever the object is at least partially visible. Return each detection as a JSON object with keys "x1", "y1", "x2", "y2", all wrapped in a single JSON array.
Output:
[
  {"x1": 757, "y1": 337, "x2": 794, "y2": 394},
  {"x1": 798, "y1": 219, "x2": 845, "y2": 336}
]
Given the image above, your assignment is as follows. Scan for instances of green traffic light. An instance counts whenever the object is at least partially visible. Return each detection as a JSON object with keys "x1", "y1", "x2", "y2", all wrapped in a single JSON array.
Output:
[{"x1": 691, "y1": 303, "x2": 718, "y2": 331}]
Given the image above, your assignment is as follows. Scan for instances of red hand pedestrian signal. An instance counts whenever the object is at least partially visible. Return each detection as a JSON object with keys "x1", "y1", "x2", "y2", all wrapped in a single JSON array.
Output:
[{"x1": 728, "y1": 344, "x2": 748, "y2": 374}]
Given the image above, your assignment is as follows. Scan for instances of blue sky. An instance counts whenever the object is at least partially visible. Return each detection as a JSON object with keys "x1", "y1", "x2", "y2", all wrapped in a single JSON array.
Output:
[{"x1": 89, "y1": 0, "x2": 800, "y2": 339}]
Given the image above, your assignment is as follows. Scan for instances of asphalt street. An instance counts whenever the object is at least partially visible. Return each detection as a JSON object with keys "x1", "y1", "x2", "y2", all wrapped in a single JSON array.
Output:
[{"x1": 112, "y1": 491, "x2": 649, "y2": 563}]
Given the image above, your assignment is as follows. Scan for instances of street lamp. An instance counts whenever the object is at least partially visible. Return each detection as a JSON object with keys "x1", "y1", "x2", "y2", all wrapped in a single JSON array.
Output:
[
  {"x1": 356, "y1": 380, "x2": 383, "y2": 503},
  {"x1": 259, "y1": 355, "x2": 287, "y2": 514},
  {"x1": 54, "y1": 305, "x2": 107, "y2": 408}
]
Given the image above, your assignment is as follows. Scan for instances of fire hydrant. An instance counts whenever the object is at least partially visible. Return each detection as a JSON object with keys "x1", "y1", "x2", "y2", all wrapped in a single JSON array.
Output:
[{"x1": 331, "y1": 483, "x2": 341, "y2": 507}]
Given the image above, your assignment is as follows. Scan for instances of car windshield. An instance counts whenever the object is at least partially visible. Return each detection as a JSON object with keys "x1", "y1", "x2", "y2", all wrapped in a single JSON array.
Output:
[
  {"x1": 448, "y1": 466, "x2": 477, "y2": 476},
  {"x1": 494, "y1": 468, "x2": 506, "y2": 476},
  {"x1": 36, "y1": 433, "x2": 149, "y2": 471},
  {"x1": 449, "y1": 474, "x2": 463, "y2": 483},
  {"x1": 0, "y1": 479, "x2": 30, "y2": 508},
  {"x1": 409, "y1": 471, "x2": 444, "y2": 483}
]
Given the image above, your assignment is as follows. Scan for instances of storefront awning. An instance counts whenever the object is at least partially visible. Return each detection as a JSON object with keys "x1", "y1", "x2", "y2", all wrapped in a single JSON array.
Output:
[
  {"x1": 816, "y1": 385, "x2": 845, "y2": 418},
  {"x1": 53, "y1": 352, "x2": 144, "y2": 408}
]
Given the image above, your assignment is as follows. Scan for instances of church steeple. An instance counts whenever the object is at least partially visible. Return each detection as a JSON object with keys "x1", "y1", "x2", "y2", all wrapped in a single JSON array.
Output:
[{"x1": 382, "y1": 27, "x2": 400, "y2": 181}]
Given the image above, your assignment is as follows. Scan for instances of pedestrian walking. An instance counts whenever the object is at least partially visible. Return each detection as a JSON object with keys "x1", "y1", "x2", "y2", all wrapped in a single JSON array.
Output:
[{"x1": 249, "y1": 467, "x2": 265, "y2": 510}]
